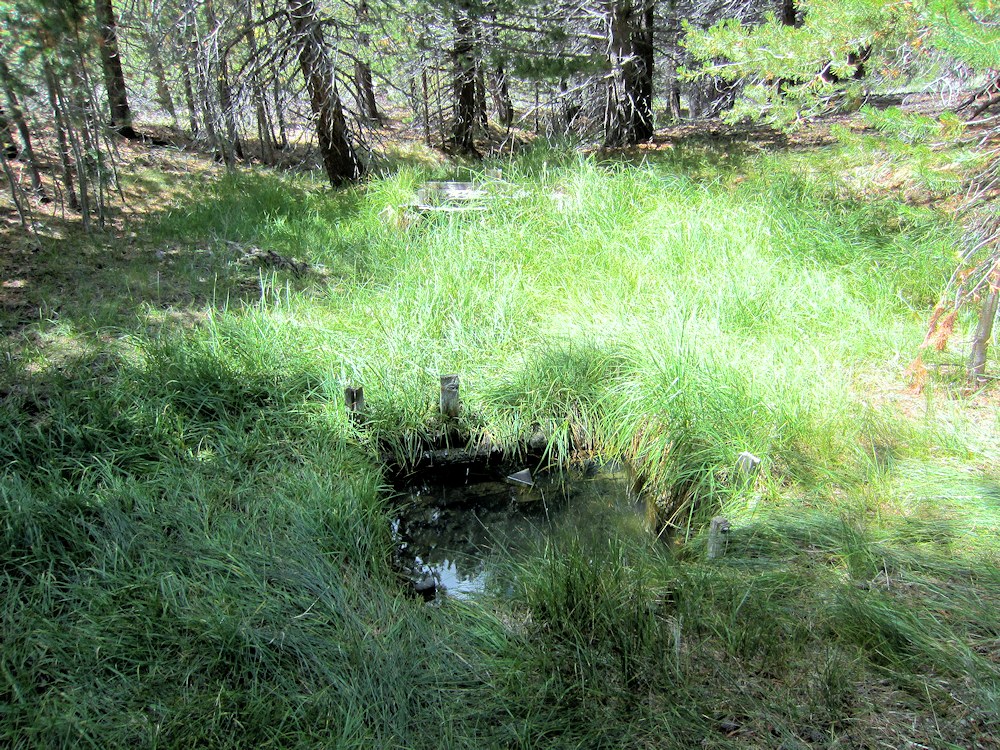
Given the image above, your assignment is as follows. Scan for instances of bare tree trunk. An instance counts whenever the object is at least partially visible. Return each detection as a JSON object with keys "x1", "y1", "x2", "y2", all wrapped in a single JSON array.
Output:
[
  {"x1": 0, "y1": 146, "x2": 30, "y2": 228},
  {"x1": 189, "y1": 8, "x2": 227, "y2": 162},
  {"x1": 969, "y1": 280, "x2": 1000, "y2": 388},
  {"x1": 94, "y1": 0, "x2": 136, "y2": 137},
  {"x1": 355, "y1": 61, "x2": 381, "y2": 123},
  {"x1": 145, "y1": 30, "x2": 178, "y2": 128},
  {"x1": 287, "y1": 0, "x2": 363, "y2": 185},
  {"x1": 257, "y1": 0, "x2": 285, "y2": 150},
  {"x1": 181, "y1": 56, "x2": 200, "y2": 134},
  {"x1": 0, "y1": 105, "x2": 16, "y2": 159},
  {"x1": 604, "y1": 1, "x2": 634, "y2": 146},
  {"x1": 179, "y1": 9, "x2": 200, "y2": 135},
  {"x1": 631, "y1": 0, "x2": 654, "y2": 140},
  {"x1": 559, "y1": 78, "x2": 580, "y2": 133},
  {"x1": 204, "y1": 0, "x2": 243, "y2": 160},
  {"x1": 452, "y1": 10, "x2": 479, "y2": 156},
  {"x1": 0, "y1": 61, "x2": 44, "y2": 196},
  {"x1": 272, "y1": 75, "x2": 288, "y2": 149},
  {"x1": 63, "y1": 65, "x2": 93, "y2": 229},
  {"x1": 43, "y1": 62, "x2": 79, "y2": 212},
  {"x1": 422, "y1": 67, "x2": 431, "y2": 146},
  {"x1": 475, "y1": 61, "x2": 488, "y2": 130},
  {"x1": 490, "y1": 63, "x2": 513, "y2": 127},
  {"x1": 605, "y1": 0, "x2": 654, "y2": 146},
  {"x1": 353, "y1": 0, "x2": 382, "y2": 123},
  {"x1": 668, "y1": 79, "x2": 682, "y2": 121},
  {"x1": 243, "y1": 0, "x2": 274, "y2": 161},
  {"x1": 780, "y1": 0, "x2": 797, "y2": 26}
]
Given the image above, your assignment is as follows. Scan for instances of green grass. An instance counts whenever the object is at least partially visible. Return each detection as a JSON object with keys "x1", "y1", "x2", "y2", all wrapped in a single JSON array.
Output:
[{"x1": 2, "y1": 138, "x2": 998, "y2": 748}]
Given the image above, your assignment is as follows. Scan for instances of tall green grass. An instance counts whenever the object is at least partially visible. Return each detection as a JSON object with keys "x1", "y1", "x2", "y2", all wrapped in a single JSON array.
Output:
[{"x1": 2, "y1": 141, "x2": 996, "y2": 748}]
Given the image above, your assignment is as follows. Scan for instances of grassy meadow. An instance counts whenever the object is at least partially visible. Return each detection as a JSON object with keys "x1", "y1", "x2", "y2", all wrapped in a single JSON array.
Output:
[{"x1": 2, "y1": 136, "x2": 999, "y2": 748}]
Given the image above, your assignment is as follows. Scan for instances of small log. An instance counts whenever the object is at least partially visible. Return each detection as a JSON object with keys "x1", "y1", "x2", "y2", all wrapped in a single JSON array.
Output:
[
  {"x1": 707, "y1": 516, "x2": 730, "y2": 560},
  {"x1": 345, "y1": 385, "x2": 365, "y2": 422},
  {"x1": 440, "y1": 374, "x2": 460, "y2": 418}
]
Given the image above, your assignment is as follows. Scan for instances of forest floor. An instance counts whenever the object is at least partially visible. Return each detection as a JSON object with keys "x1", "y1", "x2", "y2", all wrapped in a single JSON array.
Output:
[{"x1": 1, "y1": 100, "x2": 999, "y2": 749}]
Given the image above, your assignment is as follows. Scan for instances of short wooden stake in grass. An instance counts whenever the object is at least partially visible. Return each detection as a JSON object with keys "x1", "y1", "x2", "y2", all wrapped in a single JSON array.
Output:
[
  {"x1": 735, "y1": 451, "x2": 761, "y2": 477},
  {"x1": 707, "y1": 516, "x2": 730, "y2": 560},
  {"x1": 344, "y1": 386, "x2": 365, "y2": 422},
  {"x1": 440, "y1": 374, "x2": 460, "y2": 418}
]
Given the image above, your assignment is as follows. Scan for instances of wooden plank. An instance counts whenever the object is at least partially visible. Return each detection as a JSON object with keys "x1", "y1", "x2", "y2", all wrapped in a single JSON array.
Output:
[
  {"x1": 412, "y1": 204, "x2": 487, "y2": 213},
  {"x1": 412, "y1": 181, "x2": 487, "y2": 213}
]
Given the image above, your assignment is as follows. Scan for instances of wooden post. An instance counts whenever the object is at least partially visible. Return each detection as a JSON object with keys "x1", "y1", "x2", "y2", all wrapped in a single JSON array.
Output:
[
  {"x1": 344, "y1": 385, "x2": 365, "y2": 422},
  {"x1": 440, "y1": 374, "x2": 460, "y2": 418},
  {"x1": 735, "y1": 451, "x2": 761, "y2": 488},
  {"x1": 707, "y1": 516, "x2": 730, "y2": 560}
]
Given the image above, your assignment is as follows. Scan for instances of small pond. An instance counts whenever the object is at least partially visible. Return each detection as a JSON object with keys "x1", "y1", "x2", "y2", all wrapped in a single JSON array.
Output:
[{"x1": 392, "y1": 462, "x2": 649, "y2": 601}]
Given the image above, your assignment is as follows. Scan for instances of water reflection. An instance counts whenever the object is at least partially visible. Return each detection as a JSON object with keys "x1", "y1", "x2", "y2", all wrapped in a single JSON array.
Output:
[{"x1": 392, "y1": 466, "x2": 643, "y2": 601}]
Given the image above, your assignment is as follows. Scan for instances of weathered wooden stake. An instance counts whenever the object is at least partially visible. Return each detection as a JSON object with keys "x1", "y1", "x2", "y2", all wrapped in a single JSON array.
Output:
[
  {"x1": 707, "y1": 516, "x2": 730, "y2": 560},
  {"x1": 735, "y1": 451, "x2": 761, "y2": 490},
  {"x1": 735, "y1": 451, "x2": 761, "y2": 476},
  {"x1": 440, "y1": 374, "x2": 460, "y2": 418},
  {"x1": 344, "y1": 385, "x2": 365, "y2": 422}
]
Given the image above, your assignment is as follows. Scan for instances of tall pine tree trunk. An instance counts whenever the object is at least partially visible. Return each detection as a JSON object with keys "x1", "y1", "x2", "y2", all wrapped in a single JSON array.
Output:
[
  {"x1": 353, "y1": 0, "x2": 382, "y2": 123},
  {"x1": 0, "y1": 60, "x2": 44, "y2": 196},
  {"x1": 631, "y1": 0, "x2": 654, "y2": 140},
  {"x1": 604, "y1": 1, "x2": 634, "y2": 146},
  {"x1": 780, "y1": 0, "x2": 797, "y2": 27},
  {"x1": 94, "y1": 0, "x2": 136, "y2": 137},
  {"x1": 0, "y1": 105, "x2": 16, "y2": 159},
  {"x1": 287, "y1": 0, "x2": 363, "y2": 185},
  {"x1": 43, "y1": 62, "x2": 79, "y2": 211},
  {"x1": 145, "y1": 29, "x2": 178, "y2": 128},
  {"x1": 452, "y1": 9, "x2": 479, "y2": 156},
  {"x1": 244, "y1": 0, "x2": 275, "y2": 161},
  {"x1": 205, "y1": 0, "x2": 243, "y2": 160},
  {"x1": 490, "y1": 63, "x2": 513, "y2": 128},
  {"x1": 605, "y1": 1, "x2": 654, "y2": 146}
]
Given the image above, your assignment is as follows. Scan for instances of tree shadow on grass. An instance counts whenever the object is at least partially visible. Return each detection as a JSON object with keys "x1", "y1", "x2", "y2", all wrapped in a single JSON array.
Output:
[{"x1": 0, "y1": 170, "x2": 368, "y2": 359}]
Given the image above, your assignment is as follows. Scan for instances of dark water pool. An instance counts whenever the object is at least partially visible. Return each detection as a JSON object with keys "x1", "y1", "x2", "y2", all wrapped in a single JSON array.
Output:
[{"x1": 392, "y1": 464, "x2": 648, "y2": 601}]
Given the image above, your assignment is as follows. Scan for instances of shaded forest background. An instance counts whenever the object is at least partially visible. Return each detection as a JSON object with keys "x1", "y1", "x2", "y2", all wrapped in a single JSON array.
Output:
[{"x1": 0, "y1": 0, "x2": 998, "y2": 374}]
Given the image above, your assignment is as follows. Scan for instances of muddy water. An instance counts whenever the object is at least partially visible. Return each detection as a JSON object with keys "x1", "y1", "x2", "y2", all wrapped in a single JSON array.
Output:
[{"x1": 392, "y1": 464, "x2": 647, "y2": 601}]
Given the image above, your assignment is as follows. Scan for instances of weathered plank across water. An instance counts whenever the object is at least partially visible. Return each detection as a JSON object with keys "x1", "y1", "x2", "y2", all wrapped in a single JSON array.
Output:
[{"x1": 412, "y1": 181, "x2": 487, "y2": 212}]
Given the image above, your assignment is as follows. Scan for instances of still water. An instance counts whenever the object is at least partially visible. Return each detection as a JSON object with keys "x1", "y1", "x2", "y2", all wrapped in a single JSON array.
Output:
[{"x1": 392, "y1": 464, "x2": 647, "y2": 601}]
